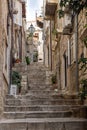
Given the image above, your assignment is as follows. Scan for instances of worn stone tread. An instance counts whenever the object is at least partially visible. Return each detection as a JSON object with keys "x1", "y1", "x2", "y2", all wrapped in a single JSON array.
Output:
[
  {"x1": 0, "y1": 118, "x2": 87, "y2": 124},
  {"x1": 4, "y1": 110, "x2": 72, "y2": 114}
]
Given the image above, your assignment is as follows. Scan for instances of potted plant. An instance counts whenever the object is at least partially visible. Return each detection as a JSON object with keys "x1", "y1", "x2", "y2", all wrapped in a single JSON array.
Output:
[
  {"x1": 10, "y1": 71, "x2": 21, "y2": 95},
  {"x1": 25, "y1": 56, "x2": 30, "y2": 65},
  {"x1": 51, "y1": 74, "x2": 58, "y2": 91},
  {"x1": 15, "y1": 58, "x2": 21, "y2": 63},
  {"x1": 79, "y1": 79, "x2": 87, "y2": 102}
]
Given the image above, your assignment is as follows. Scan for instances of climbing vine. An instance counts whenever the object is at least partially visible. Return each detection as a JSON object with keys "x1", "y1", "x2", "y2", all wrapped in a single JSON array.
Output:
[
  {"x1": 58, "y1": 0, "x2": 87, "y2": 18},
  {"x1": 78, "y1": 28, "x2": 87, "y2": 101}
]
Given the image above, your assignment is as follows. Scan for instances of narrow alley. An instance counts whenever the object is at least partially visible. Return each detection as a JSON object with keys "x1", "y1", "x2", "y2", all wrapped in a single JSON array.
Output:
[
  {"x1": 0, "y1": 0, "x2": 87, "y2": 130},
  {"x1": 1, "y1": 62, "x2": 87, "y2": 130}
]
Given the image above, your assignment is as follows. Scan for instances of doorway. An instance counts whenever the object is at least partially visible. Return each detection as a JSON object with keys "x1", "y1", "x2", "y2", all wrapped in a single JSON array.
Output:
[{"x1": 63, "y1": 52, "x2": 67, "y2": 87}]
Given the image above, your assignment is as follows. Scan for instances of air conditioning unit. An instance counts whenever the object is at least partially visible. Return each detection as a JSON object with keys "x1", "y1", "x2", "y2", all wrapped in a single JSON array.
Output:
[{"x1": 13, "y1": 8, "x2": 18, "y2": 14}]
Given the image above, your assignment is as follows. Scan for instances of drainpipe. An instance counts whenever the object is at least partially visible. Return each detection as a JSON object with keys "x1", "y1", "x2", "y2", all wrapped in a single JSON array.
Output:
[
  {"x1": 50, "y1": 19, "x2": 52, "y2": 71},
  {"x1": 75, "y1": 14, "x2": 79, "y2": 92},
  {"x1": 9, "y1": 0, "x2": 14, "y2": 92}
]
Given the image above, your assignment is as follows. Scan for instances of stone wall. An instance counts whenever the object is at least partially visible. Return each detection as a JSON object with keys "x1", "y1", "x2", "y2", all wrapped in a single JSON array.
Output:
[
  {"x1": 43, "y1": 1, "x2": 87, "y2": 95},
  {"x1": 78, "y1": 9, "x2": 87, "y2": 82},
  {"x1": 22, "y1": 19, "x2": 26, "y2": 63},
  {"x1": 58, "y1": 9, "x2": 87, "y2": 94},
  {"x1": 0, "y1": 0, "x2": 9, "y2": 118}
]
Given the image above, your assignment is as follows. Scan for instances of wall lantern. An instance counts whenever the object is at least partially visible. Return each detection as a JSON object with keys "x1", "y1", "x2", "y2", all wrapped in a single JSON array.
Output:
[{"x1": 28, "y1": 24, "x2": 35, "y2": 34}]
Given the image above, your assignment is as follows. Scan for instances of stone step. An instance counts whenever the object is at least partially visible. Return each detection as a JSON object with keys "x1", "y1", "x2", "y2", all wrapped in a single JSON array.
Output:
[
  {"x1": 28, "y1": 67, "x2": 47, "y2": 70},
  {"x1": 28, "y1": 70, "x2": 47, "y2": 73},
  {"x1": 28, "y1": 74, "x2": 46, "y2": 78},
  {"x1": 28, "y1": 69, "x2": 46, "y2": 72},
  {"x1": 5, "y1": 96, "x2": 57, "y2": 100},
  {"x1": 14, "y1": 62, "x2": 45, "y2": 68},
  {"x1": 0, "y1": 118, "x2": 87, "y2": 130},
  {"x1": 5, "y1": 94, "x2": 64, "y2": 101},
  {"x1": 25, "y1": 90, "x2": 58, "y2": 95},
  {"x1": 5, "y1": 94, "x2": 79, "y2": 102},
  {"x1": 14, "y1": 64, "x2": 49, "y2": 73},
  {"x1": 13, "y1": 65, "x2": 48, "y2": 74},
  {"x1": 4, "y1": 105, "x2": 82, "y2": 112},
  {"x1": 28, "y1": 80, "x2": 46, "y2": 84},
  {"x1": 6, "y1": 91, "x2": 59, "y2": 99},
  {"x1": 28, "y1": 76, "x2": 46, "y2": 79},
  {"x1": 4, "y1": 110, "x2": 72, "y2": 119},
  {"x1": 5, "y1": 99, "x2": 80, "y2": 106},
  {"x1": 28, "y1": 84, "x2": 51, "y2": 90}
]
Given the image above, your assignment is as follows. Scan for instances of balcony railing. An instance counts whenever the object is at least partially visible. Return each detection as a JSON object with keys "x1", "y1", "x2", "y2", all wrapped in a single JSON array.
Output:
[
  {"x1": 45, "y1": 0, "x2": 58, "y2": 16},
  {"x1": 20, "y1": 0, "x2": 26, "y2": 3},
  {"x1": 46, "y1": 0, "x2": 58, "y2": 4}
]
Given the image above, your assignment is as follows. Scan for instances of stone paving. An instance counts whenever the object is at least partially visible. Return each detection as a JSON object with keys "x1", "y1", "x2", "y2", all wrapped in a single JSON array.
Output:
[{"x1": 0, "y1": 62, "x2": 87, "y2": 130}]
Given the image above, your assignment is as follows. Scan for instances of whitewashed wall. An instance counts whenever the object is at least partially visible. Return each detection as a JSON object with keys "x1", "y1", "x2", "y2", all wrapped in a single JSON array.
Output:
[{"x1": 13, "y1": 0, "x2": 22, "y2": 26}]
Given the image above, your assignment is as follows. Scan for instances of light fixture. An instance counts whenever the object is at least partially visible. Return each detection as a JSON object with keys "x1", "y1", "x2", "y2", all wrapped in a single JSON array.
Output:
[{"x1": 28, "y1": 24, "x2": 35, "y2": 34}]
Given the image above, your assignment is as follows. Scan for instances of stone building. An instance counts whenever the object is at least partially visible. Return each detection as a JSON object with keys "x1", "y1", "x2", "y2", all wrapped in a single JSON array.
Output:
[
  {"x1": 0, "y1": 0, "x2": 26, "y2": 118},
  {"x1": 43, "y1": 0, "x2": 87, "y2": 95},
  {"x1": 0, "y1": 0, "x2": 11, "y2": 117},
  {"x1": 12, "y1": 0, "x2": 26, "y2": 63},
  {"x1": 26, "y1": 22, "x2": 44, "y2": 63}
]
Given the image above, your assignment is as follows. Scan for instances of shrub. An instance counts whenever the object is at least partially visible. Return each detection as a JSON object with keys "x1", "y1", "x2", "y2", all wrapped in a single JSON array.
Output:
[
  {"x1": 51, "y1": 75, "x2": 57, "y2": 84},
  {"x1": 12, "y1": 71, "x2": 21, "y2": 87},
  {"x1": 25, "y1": 56, "x2": 30, "y2": 65}
]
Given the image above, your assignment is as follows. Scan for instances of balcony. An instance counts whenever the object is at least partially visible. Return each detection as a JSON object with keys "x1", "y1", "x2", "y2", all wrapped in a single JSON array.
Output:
[
  {"x1": 36, "y1": 16, "x2": 43, "y2": 28},
  {"x1": 63, "y1": 13, "x2": 72, "y2": 35},
  {"x1": 20, "y1": 0, "x2": 26, "y2": 3},
  {"x1": 22, "y1": 3, "x2": 26, "y2": 18},
  {"x1": 45, "y1": 0, "x2": 57, "y2": 16},
  {"x1": 64, "y1": 4, "x2": 72, "y2": 13}
]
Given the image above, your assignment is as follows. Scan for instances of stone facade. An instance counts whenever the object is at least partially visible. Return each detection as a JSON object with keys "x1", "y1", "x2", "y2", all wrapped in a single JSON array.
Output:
[
  {"x1": 43, "y1": 0, "x2": 87, "y2": 95},
  {"x1": 0, "y1": 0, "x2": 27, "y2": 118},
  {"x1": 26, "y1": 25, "x2": 43, "y2": 63},
  {"x1": 13, "y1": 0, "x2": 25, "y2": 62},
  {"x1": 0, "y1": 0, "x2": 9, "y2": 118},
  {"x1": 22, "y1": 18, "x2": 26, "y2": 62}
]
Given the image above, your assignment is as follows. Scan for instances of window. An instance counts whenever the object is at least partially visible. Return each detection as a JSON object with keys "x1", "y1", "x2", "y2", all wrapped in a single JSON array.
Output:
[
  {"x1": 2, "y1": 28, "x2": 9, "y2": 84},
  {"x1": 70, "y1": 34, "x2": 76, "y2": 64},
  {"x1": 63, "y1": 52, "x2": 67, "y2": 87},
  {"x1": 5, "y1": 42, "x2": 8, "y2": 71},
  {"x1": 67, "y1": 40, "x2": 70, "y2": 66},
  {"x1": 71, "y1": 42, "x2": 74, "y2": 63}
]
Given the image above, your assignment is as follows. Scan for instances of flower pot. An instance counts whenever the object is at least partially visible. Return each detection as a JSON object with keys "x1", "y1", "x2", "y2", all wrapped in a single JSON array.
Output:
[
  {"x1": 15, "y1": 59, "x2": 21, "y2": 63},
  {"x1": 10, "y1": 84, "x2": 17, "y2": 96}
]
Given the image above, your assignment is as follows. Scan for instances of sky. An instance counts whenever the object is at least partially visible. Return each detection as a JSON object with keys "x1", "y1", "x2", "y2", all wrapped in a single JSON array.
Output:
[{"x1": 26, "y1": 0, "x2": 43, "y2": 22}]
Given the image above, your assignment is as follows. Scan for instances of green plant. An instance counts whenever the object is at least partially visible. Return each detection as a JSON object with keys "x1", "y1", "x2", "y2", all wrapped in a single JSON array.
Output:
[
  {"x1": 78, "y1": 57, "x2": 87, "y2": 101},
  {"x1": 12, "y1": 71, "x2": 21, "y2": 87},
  {"x1": 25, "y1": 56, "x2": 30, "y2": 65},
  {"x1": 52, "y1": 29, "x2": 58, "y2": 35},
  {"x1": 79, "y1": 79, "x2": 87, "y2": 101},
  {"x1": 78, "y1": 23, "x2": 87, "y2": 101},
  {"x1": 51, "y1": 75, "x2": 57, "y2": 84},
  {"x1": 83, "y1": 36, "x2": 87, "y2": 48},
  {"x1": 58, "y1": 0, "x2": 87, "y2": 18},
  {"x1": 58, "y1": 9, "x2": 64, "y2": 18},
  {"x1": 27, "y1": 33, "x2": 33, "y2": 40}
]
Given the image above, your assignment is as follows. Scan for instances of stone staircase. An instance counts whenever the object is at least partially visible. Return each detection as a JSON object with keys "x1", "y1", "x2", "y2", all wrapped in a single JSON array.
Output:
[{"x1": 0, "y1": 62, "x2": 87, "y2": 130}]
